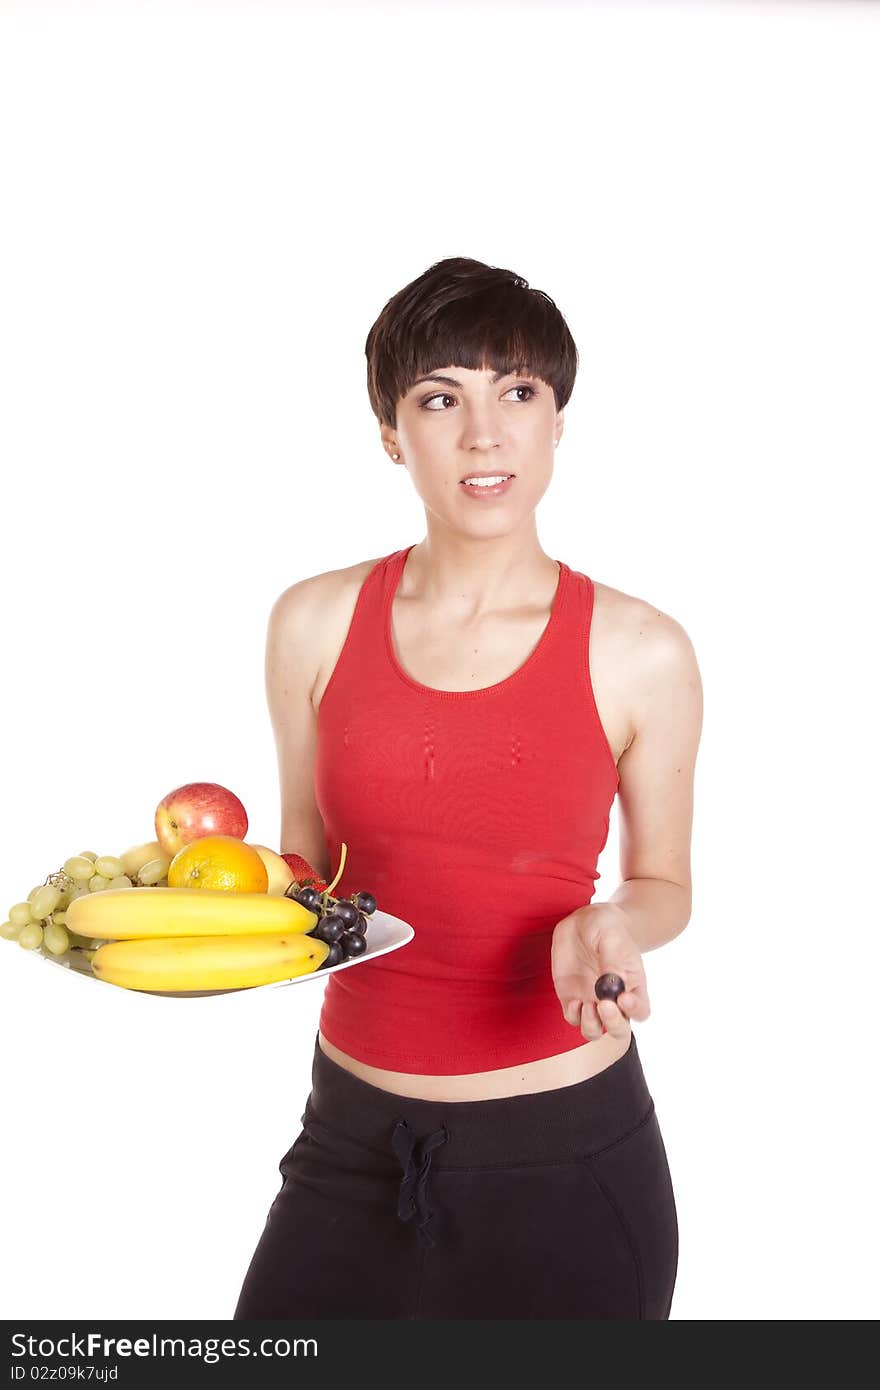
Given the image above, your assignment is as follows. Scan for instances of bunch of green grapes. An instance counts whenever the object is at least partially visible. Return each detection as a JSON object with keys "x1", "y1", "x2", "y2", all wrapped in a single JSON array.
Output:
[{"x1": 1, "y1": 849, "x2": 171, "y2": 963}]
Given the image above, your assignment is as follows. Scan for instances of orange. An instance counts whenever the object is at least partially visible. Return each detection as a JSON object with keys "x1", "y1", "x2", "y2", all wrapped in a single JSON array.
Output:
[{"x1": 167, "y1": 835, "x2": 269, "y2": 893}]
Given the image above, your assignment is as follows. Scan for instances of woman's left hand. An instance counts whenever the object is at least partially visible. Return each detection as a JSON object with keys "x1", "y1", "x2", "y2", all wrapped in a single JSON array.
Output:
[{"x1": 550, "y1": 903, "x2": 651, "y2": 1043}]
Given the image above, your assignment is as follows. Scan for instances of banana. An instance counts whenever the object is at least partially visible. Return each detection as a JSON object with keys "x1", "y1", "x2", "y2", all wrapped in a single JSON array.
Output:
[
  {"x1": 91, "y1": 931, "x2": 330, "y2": 991},
  {"x1": 66, "y1": 886, "x2": 318, "y2": 940}
]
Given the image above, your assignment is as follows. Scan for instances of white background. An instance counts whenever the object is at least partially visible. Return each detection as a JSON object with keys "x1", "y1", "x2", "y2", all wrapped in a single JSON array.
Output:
[{"x1": 1, "y1": 0, "x2": 878, "y2": 1322}]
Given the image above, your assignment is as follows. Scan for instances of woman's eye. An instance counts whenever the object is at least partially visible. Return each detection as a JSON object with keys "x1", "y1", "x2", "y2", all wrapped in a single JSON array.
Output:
[{"x1": 420, "y1": 385, "x2": 536, "y2": 410}]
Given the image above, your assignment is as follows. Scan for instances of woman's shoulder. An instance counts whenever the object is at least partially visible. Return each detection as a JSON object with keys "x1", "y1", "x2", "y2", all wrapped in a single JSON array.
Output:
[
  {"x1": 271, "y1": 552, "x2": 391, "y2": 623},
  {"x1": 588, "y1": 574, "x2": 698, "y2": 672},
  {"x1": 267, "y1": 555, "x2": 393, "y2": 714}
]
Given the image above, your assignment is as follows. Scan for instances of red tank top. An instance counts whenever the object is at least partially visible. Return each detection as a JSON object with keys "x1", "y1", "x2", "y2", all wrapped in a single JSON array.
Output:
[{"x1": 315, "y1": 544, "x2": 620, "y2": 1075}]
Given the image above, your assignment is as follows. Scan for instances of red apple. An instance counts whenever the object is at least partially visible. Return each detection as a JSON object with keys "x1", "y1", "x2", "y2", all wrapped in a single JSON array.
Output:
[{"x1": 154, "y1": 782, "x2": 248, "y2": 857}]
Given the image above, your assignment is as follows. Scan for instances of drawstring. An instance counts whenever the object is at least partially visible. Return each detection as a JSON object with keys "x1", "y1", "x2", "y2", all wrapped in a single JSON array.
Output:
[{"x1": 391, "y1": 1118, "x2": 449, "y2": 1248}]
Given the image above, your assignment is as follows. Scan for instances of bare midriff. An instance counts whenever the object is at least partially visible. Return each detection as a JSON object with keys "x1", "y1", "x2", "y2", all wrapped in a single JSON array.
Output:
[{"x1": 316, "y1": 1027, "x2": 632, "y2": 1101}]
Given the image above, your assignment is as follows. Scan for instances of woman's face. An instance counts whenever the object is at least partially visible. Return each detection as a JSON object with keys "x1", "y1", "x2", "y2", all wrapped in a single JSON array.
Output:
[{"x1": 382, "y1": 364, "x2": 563, "y2": 534}]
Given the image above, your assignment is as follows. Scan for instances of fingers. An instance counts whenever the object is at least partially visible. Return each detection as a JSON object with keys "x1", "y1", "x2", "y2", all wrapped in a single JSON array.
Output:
[
  {"x1": 577, "y1": 998, "x2": 605, "y2": 1041},
  {"x1": 596, "y1": 997, "x2": 632, "y2": 1041},
  {"x1": 561, "y1": 986, "x2": 648, "y2": 1038},
  {"x1": 563, "y1": 999, "x2": 583, "y2": 1028},
  {"x1": 618, "y1": 988, "x2": 650, "y2": 1022},
  {"x1": 562, "y1": 996, "x2": 625, "y2": 1041},
  {"x1": 582, "y1": 988, "x2": 641, "y2": 1041}
]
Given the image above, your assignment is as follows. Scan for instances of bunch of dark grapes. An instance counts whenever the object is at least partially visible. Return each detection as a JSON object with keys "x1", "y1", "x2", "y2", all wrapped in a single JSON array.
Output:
[{"x1": 284, "y1": 883, "x2": 378, "y2": 968}]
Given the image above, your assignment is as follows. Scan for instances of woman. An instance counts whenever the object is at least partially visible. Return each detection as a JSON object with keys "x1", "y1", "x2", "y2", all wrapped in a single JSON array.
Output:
[{"x1": 234, "y1": 256, "x2": 703, "y2": 1320}]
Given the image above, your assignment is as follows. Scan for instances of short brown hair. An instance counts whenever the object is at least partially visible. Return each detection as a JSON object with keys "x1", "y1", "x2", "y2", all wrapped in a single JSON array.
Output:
[{"x1": 365, "y1": 256, "x2": 579, "y2": 429}]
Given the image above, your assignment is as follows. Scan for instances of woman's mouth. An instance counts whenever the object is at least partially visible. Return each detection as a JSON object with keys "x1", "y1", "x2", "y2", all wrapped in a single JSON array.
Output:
[{"x1": 458, "y1": 473, "x2": 515, "y2": 499}]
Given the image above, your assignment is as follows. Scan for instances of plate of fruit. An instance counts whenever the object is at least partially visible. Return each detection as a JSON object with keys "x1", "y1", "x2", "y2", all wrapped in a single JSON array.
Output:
[{"x1": 1, "y1": 780, "x2": 414, "y2": 998}]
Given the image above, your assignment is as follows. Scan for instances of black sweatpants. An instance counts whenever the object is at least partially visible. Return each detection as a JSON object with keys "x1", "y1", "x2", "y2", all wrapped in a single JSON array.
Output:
[{"x1": 233, "y1": 1028, "x2": 678, "y2": 1320}]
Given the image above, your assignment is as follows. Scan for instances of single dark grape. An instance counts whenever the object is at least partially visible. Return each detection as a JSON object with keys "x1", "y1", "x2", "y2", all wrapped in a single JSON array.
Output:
[
  {"x1": 321, "y1": 941, "x2": 345, "y2": 968},
  {"x1": 289, "y1": 885, "x2": 321, "y2": 911},
  {"x1": 595, "y1": 972, "x2": 626, "y2": 1002},
  {"x1": 335, "y1": 900, "x2": 359, "y2": 928},
  {"x1": 355, "y1": 890, "x2": 377, "y2": 915},
  {"x1": 317, "y1": 914, "x2": 345, "y2": 944},
  {"x1": 343, "y1": 933, "x2": 368, "y2": 958}
]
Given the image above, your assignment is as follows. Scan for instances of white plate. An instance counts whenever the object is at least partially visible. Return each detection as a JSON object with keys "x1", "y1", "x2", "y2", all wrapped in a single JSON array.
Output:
[{"x1": 38, "y1": 909, "x2": 415, "y2": 999}]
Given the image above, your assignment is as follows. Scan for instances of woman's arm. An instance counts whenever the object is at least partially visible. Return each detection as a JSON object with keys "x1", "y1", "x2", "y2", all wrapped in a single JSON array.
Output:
[
  {"x1": 552, "y1": 605, "x2": 702, "y2": 1038},
  {"x1": 264, "y1": 578, "x2": 332, "y2": 883},
  {"x1": 606, "y1": 607, "x2": 704, "y2": 953}
]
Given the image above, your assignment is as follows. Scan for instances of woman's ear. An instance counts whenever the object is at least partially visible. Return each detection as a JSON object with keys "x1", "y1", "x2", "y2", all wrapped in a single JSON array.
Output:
[{"x1": 379, "y1": 425, "x2": 401, "y2": 461}]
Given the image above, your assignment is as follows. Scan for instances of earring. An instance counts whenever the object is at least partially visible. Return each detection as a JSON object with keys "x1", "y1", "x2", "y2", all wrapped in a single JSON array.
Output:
[{"x1": 392, "y1": 452, "x2": 400, "y2": 460}]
